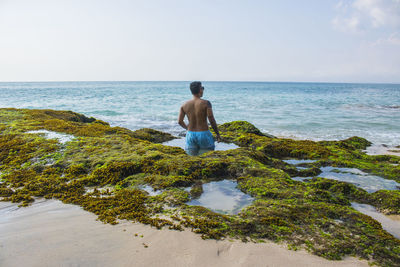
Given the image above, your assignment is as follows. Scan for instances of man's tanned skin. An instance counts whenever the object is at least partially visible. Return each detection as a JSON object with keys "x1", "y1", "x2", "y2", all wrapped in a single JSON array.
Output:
[{"x1": 178, "y1": 85, "x2": 221, "y2": 142}]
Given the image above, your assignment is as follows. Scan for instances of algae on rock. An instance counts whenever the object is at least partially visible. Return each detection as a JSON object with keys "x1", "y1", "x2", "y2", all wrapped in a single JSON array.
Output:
[{"x1": 1, "y1": 108, "x2": 400, "y2": 266}]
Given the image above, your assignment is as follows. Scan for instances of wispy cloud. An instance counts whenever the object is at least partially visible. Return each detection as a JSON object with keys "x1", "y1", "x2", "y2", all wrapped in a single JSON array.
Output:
[
  {"x1": 372, "y1": 32, "x2": 400, "y2": 45},
  {"x1": 332, "y1": 0, "x2": 400, "y2": 33},
  {"x1": 332, "y1": 14, "x2": 361, "y2": 33}
]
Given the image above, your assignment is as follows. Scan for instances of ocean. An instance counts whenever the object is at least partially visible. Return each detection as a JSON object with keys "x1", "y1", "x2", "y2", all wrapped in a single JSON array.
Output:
[{"x1": 0, "y1": 81, "x2": 399, "y2": 147}]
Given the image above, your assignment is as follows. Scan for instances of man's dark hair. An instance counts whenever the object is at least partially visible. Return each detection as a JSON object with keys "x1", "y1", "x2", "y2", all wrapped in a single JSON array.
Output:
[{"x1": 190, "y1": 81, "x2": 202, "y2": 95}]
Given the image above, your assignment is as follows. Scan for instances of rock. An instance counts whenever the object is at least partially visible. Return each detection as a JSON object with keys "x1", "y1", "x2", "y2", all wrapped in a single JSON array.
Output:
[{"x1": 1, "y1": 107, "x2": 400, "y2": 266}]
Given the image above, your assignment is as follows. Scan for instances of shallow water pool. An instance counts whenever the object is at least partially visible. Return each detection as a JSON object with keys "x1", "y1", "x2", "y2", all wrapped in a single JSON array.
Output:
[
  {"x1": 289, "y1": 165, "x2": 400, "y2": 193},
  {"x1": 162, "y1": 138, "x2": 239, "y2": 151},
  {"x1": 140, "y1": 185, "x2": 162, "y2": 196},
  {"x1": 186, "y1": 180, "x2": 254, "y2": 215},
  {"x1": 283, "y1": 159, "x2": 317, "y2": 165},
  {"x1": 319, "y1": 167, "x2": 399, "y2": 193}
]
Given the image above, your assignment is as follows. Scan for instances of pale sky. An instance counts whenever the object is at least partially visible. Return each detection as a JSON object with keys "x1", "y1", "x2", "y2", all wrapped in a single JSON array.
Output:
[{"x1": 0, "y1": 0, "x2": 400, "y2": 83}]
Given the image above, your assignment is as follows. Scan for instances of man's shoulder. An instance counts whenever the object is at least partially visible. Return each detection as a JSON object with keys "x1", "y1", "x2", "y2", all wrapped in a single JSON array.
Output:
[
  {"x1": 201, "y1": 99, "x2": 212, "y2": 108},
  {"x1": 181, "y1": 100, "x2": 195, "y2": 112},
  {"x1": 182, "y1": 99, "x2": 193, "y2": 106}
]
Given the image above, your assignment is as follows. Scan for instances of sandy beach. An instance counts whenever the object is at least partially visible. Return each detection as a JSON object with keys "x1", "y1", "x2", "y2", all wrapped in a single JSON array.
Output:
[
  {"x1": 364, "y1": 144, "x2": 400, "y2": 157},
  {"x1": 387, "y1": 214, "x2": 400, "y2": 222},
  {"x1": 0, "y1": 199, "x2": 369, "y2": 267}
]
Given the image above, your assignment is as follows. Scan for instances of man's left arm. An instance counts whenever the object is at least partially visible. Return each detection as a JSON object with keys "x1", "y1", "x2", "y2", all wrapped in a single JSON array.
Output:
[
  {"x1": 206, "y1": 101, "x2": 221, "y2": 142},
  {"x1": 178, "y1": 106, "x2": 188, "y2": 130}
]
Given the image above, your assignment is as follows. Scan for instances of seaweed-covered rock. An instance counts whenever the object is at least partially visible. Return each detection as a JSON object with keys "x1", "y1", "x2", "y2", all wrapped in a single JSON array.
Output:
[
  {"x1": 369, "y1": 190, "x2": 400, "y2": 214},
  {"x1": 1, "y1": 107, "x2": 400, "y2": 266},
  {"x1": 219, "y1": 121, "x2": 266, "y2": 136},
  {"x1": 189, "y1": 182, "x2": 203, "y2": 199},
  {"x1": 132, "y1": 128, "x2": 176, "y2": 143},
  {"x1": 27, "y1": 109, "x2": 99, "y2": 124},
  {"x1": 339, "y1": 136, "x2": 372, "y2": 150}
]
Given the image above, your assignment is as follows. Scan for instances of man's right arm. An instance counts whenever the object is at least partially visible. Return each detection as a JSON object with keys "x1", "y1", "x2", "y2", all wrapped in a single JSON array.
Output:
[
  {"x1": 178, "y1": 106, "x2": 188, "y2": 130},
  {"x1": 206, "y1": 101, "x2": 221, "y2": 142}
]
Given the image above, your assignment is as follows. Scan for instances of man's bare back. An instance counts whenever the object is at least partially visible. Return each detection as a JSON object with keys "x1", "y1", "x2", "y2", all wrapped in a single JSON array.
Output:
[
  {"x1": 178, "y1": 82, "x2": 220, "y2": 155},
  {"x1": 178, "y1": 83, "x2": 220, "y2": 138},
  {"x1": 180, "y1": 98, "x2": 211, "y2": 131}
]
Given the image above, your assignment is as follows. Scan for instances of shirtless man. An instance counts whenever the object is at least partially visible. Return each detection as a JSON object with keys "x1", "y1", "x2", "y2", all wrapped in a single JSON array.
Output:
[{"x1": 178, "y1": 81, "x2": 221, "y2": 156}]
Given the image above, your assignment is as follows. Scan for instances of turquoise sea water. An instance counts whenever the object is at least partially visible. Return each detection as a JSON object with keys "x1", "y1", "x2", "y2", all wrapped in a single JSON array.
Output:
[{"x1": 1, "y1": 81, "x2": 399, "y2": 146}]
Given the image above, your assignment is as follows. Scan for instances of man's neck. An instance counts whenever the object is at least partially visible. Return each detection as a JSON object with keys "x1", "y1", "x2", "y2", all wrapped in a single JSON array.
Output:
[{"x1": 193, "y1": 95, "x2": 201, "y2": 100}]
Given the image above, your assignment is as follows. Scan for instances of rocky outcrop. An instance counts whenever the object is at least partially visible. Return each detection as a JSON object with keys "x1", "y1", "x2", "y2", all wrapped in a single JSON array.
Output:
[{"x1": 0, "y1": 108, "x2": 399, "y2": 266}]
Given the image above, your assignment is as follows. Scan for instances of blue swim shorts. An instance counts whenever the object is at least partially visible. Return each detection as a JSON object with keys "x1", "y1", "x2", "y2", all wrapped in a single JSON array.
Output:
[{"x1": 185, "y1": 130, "x2": 215, "y2": 156}]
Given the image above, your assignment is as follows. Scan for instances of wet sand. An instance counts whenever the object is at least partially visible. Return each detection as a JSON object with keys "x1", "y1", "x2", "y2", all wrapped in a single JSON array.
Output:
[
  {"x1": 387, "y1": 214, "x2": 400, "y2": 222},
  {"x1": 351, "y1": 203, "x2": 400, "y2": 239},
  {"x1": 0, "y1": 199, "x2": 369, "y2": 267},
  {"x1": 364, "y1": 144, "x2": 400, "y2": 157}
]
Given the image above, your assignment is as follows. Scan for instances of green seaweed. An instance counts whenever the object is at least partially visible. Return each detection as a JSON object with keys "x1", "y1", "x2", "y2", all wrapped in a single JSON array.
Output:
[{"x1": 1, "y1": 108, "x2": 400, "y2": 266}]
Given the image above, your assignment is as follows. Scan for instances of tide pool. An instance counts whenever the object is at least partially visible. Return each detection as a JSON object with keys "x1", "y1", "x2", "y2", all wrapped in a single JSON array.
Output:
[
  {"x1": 186, "y1": 180, "x2": 254, "y2": 215},
  {"x1": 292, "y1": 166, "x2": 400, "y2": 193},
  {"x1": 163, "y1": 138, "x2": 238, "y2": 151}
]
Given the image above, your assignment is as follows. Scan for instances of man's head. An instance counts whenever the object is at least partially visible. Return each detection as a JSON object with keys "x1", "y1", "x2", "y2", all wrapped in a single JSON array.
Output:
[{"x1": 190, "y1": 81, "x2": 204, "y2": 97}]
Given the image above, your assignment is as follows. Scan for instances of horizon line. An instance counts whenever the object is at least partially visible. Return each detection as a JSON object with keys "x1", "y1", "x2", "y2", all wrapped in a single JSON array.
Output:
[{"x1": 1, "y1": 80, "x2": 400, "y2": 85}]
